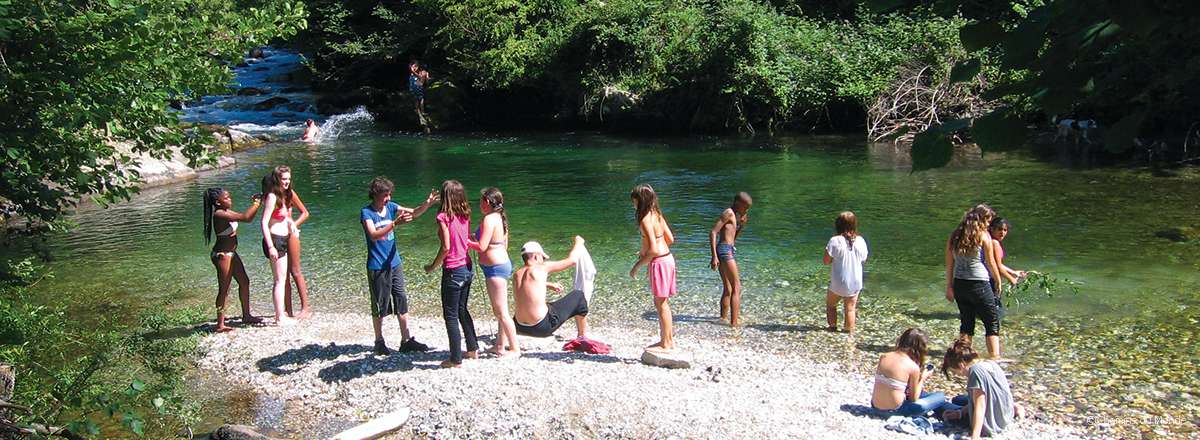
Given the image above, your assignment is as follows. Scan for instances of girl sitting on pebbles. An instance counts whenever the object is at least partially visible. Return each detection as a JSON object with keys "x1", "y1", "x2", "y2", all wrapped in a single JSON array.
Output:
[
  {"x1": 425, "y1": 180, "x2": 479, "y2": 368},
  {"x1": 871, "y1": 328, "x2": 947, "y2": 416},
  {"x1": 629, "y1": 184, "x2": 676, "y2": 352},
  {"x1": 941, "y1": 337, "x2": 1024, "y2": 440}
]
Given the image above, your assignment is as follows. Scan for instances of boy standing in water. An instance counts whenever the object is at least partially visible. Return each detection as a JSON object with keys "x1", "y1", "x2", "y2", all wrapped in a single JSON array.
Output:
[
  {"x1": 361, "y1": 177, "x2": 438, "y2": 355},
  {"x1": 409, "y1": 60, "x2": 431, "y2": 117},
  {"x1": 710, "y1": 192, "x2": 752, "y2": 327}
]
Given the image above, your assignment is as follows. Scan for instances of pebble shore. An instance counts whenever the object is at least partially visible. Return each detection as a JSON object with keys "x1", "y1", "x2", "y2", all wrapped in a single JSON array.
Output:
[{"x1": 197, "y1": 312, "x2": 1085, "y2": 439}]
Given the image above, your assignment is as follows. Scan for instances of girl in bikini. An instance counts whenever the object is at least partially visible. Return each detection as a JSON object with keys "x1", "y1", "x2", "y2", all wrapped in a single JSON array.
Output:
[
  {"x1": 470, "y1": 187, "x2": 520, "y2": 358},
  {"x1": 260, "y1": 167, "x2": 297, "y2": 326},
  {"x1": 204, "y1": 188, "x2": 264, "y2": 332},
  {"x1": 629, "y1": 184, "x2": 676, "y2": 352},
  {"x1": 283, "y1": 170, "x2": 313, "y2": 320}
]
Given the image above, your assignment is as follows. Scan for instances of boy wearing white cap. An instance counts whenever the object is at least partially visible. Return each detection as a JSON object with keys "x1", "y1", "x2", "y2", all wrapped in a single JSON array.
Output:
[{"x1": 512, "y1": 236, "x2": 592, "y2": 338}]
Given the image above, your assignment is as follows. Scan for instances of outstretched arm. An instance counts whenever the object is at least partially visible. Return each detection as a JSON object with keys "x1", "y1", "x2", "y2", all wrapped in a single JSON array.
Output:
[
  {"x1": 407, "y1": 188, "x2": 439, "y2": 220},
  {"x1": 214, "y1": 195, "x2": 262, "y2": 223},
  {"x1": 545, "y1": 236, "x2": 585, "y2": 273}
]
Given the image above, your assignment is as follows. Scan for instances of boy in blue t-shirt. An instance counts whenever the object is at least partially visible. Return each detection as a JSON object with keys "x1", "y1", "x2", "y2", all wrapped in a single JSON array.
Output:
[{"x1": 361, "y1": 176, "x2": 439, "y2": 355}]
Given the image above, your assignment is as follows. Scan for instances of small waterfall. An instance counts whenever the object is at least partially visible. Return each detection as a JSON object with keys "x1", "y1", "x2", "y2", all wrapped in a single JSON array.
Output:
[{"x1": 316, "y1": 106, "x2": 374, "y2": 142}]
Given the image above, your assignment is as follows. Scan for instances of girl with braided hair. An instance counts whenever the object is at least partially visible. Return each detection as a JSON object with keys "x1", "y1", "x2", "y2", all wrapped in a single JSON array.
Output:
[
  {"x1": 203, "y1": 187, "x2": 263, "y2": 332},
  {"x1": 470, "y1": 187, "x2": 520, "y2": 358}
]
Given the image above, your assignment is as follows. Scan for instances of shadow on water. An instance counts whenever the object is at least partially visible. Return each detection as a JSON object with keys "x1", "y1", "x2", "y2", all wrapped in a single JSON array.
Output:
[
  {"x1": 256, "y1": 343, "x2": 371, "y2": 375},
  {"x1": 903, "y1": 310, "x2": 959, "y2": 321},
  {"x1": 747, "y1": 323, "x2": 825, "y2": 333},
  {"x1": 640, "y1": 311, "x2": 725, "y2": 324}
]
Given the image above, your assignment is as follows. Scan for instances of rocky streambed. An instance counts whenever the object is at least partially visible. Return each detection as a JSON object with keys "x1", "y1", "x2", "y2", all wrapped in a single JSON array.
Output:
[{"x1": 196, "y1": 312, "x2": 1084, "y2": 439}]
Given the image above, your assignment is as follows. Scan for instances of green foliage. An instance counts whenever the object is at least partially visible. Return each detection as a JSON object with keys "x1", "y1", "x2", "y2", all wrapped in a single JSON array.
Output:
[
  {"x1": 1004, "y1": 271, "x2": 1080, "y2": 308},
  {"x1": 0, "y1": 0, "x2": 306, "y2": 227},
  {"x1": 0, "y1": 258, "x2": 206, "y2": 438},
  {"x1": 303, "y1": 0, "x2": 966, "y2": 131},
  {"x1": 875, "y1": 0, "x2": 1200, "y2": 165}
]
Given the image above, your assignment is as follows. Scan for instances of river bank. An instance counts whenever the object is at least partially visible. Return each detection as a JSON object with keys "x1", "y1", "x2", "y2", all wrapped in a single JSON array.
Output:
[{"x1": 196, "y1": 312, "x2": 1084, "y2": 439}]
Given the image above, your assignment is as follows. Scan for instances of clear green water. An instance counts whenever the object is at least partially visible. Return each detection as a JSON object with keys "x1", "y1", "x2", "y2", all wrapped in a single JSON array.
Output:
[
  {"x1": 14, "y1": 131, "x2": 1200, "y2": 435},
  {"x1": 28, "y1": 132, "x2": 1200, "y2": 318}
]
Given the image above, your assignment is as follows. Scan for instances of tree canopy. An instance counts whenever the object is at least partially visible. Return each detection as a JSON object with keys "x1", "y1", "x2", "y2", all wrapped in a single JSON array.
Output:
[{"x1": 0, "y1": 0, "x2": 307, "y2": 227}]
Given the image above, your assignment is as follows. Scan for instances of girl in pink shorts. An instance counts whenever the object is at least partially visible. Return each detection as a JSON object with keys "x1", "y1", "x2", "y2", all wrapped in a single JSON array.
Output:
[{"x1": 629, "y1": 184, "x2": 677, "y2": 352}]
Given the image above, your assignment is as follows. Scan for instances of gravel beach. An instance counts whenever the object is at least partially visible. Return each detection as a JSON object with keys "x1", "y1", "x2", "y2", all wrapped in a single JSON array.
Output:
[{"x1": 197, "y1": 312, "x2": 1084, "y2": 439}]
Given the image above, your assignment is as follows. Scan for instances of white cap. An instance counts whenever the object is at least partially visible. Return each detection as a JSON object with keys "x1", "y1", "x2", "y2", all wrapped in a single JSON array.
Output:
[{"x1": 521, "y1": 241, "x2": 549, "y2": 259}]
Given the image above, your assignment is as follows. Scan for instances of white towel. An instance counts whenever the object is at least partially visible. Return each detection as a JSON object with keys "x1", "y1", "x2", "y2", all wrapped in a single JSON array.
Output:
[{"x1": 573, "y1": 244, "x2": 596, "y2": 303}]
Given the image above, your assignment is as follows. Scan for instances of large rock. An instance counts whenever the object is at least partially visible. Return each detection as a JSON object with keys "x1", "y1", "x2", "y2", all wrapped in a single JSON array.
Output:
[
  {"x1": 237, "y1": 87, "x2": 267, "y2": 96},
  {"x1": 248, "y1": 47, "x2": 266, "y2": 59},
  {"x1": 213, "y1": 424, "x2": 280, "y2": 440},
  {"x1": 641, "y1": 349, "x2": 692, "y2": 369},
  {"x1": 1155, "y1": 226, "x2": 1199, "y2": 242},
  {"x1": 227, "y1": 129, "x2": 265, "y2": 151},
  {"x1": 252, "y1": 97, "x2": 290, "y2": 111}
]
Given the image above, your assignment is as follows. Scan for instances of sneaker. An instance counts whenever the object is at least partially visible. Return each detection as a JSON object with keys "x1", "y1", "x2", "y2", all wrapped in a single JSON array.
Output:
[
  {"x1": 398, "y1": 337, "x2": 431, "y2": 353},
  {"x1": 374, "y1": 339, "x2": 391, "y2": 356}
]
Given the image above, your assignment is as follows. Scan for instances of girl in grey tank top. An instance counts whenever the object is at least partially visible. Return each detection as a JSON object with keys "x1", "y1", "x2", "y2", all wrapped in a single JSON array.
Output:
[{"x1": 953, "y1": 248, "x2": 991, "y2": 281}]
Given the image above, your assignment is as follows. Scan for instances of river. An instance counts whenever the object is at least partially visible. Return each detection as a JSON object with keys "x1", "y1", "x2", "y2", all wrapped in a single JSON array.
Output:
[{"x1": 16, "y1": 50, "x2": 1200, "y2": 437}]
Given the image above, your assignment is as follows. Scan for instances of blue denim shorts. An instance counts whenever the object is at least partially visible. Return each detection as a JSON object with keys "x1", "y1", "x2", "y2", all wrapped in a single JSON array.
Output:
[{"x1": 479, "y1": 260, "x2": 513, "y2": 279}]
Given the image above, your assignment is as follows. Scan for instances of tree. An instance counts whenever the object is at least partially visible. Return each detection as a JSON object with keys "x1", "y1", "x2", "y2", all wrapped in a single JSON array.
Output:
[
  {"x1": 0, "y1": 0, "x2": 307, "y2": 229},
  {"x1": 867, "y1": 0, "x2": 1200, "y2": 168}
]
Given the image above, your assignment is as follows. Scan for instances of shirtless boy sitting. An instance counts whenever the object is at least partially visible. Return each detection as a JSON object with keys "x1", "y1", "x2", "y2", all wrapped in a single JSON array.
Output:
[{"x1": 513, "y1": 237, "x2": 590, "y2": 339}]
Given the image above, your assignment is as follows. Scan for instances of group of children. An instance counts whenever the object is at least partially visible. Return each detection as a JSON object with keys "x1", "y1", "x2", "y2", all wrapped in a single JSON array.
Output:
[{"x1": 202, "y1": 172, "x2": 1021, "y2": 371}]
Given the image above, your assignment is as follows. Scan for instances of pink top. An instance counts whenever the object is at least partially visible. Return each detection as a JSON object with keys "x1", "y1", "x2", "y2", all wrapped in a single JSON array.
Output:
[{"x1": 437, "y1": 212, "x2": 470, "y2": 269}]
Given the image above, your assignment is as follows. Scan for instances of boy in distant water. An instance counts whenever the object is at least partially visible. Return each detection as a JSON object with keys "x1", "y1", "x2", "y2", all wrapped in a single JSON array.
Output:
[
  {"x1": 710, "y1": 192, "x2": 752, "y2": 326},
  {"x1": 409, "y1": 60, "x2": 431, "y2": 116},
  {"x1": 361, "y1": 177, "x2": 438, "y2": 355}
]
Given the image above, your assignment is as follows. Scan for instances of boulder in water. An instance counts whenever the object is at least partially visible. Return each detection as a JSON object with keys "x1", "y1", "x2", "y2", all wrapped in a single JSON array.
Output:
[
  {"x1": 252, "y1": 97, "x2": 290, "y2": 111},
  {"x1": 227, "y1": 129, "x2": 265, "y2": 151},
  {"x1": 1155, "y1": 226, "x2": 1199, "y2": 242},
  {"x1": 285, "y1": 102, "x2": 309, "y2": 112},
  {"x1": 236, "y1": 87, "x2": 267, "y2": 96},
  {"x1": 248, "y1": 47, "x2": 266, "y2": 59},
  {"x1": 213, "y1": 424, "x2": 279, "y2": 440},
  {"x1": 641, "y1": 349, "x2": 692, "y2": 369}
]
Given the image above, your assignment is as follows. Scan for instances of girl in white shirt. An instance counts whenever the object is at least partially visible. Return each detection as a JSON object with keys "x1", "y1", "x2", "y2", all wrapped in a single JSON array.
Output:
[{"x1": 823, "y1": 211, "x2": 868, "y2": 333}]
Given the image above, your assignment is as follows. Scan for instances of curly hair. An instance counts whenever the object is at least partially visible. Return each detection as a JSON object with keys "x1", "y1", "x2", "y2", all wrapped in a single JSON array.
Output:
[{"x1": 949, "y1": 204, "x2": 995, "y2": 256}]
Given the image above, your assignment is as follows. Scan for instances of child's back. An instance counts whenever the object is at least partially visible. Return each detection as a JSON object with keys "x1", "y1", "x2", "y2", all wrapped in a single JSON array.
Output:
[{"x1": 827, "y1": 235, "x2": 868, "y2": 296}]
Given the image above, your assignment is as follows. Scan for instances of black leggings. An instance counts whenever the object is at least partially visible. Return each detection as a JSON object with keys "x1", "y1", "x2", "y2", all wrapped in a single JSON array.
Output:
[
  {"x1": 441, "y1": 265, "x2": 478, "y2": 363},
  {"x1": 953, "y1": 278, "x2": 1001, "y2": 337}
]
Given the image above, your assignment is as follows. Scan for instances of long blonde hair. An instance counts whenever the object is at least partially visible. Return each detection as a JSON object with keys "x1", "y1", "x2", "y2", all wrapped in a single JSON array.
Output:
[
  {"x1": 949, "y1": 204, "x2": 995, "y2": 256},
  {"x1": 439, "y1": 179, "x2": 470, "y2": 218}
]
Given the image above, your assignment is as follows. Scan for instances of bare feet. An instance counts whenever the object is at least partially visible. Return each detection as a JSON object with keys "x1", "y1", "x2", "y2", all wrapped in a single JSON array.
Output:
[
  {"x1": 464, "y1": 351, "x2": 479, "y2": 360},
  {"x1": 274, "y1": 316, "x2": 297, "y2": 327},
  {"x1": 645, "y1": 342, "x2": 670, "y2": 353},
  {"x1": 439, "y1": 360, "x2": 462, "y2": 369},
  {"x1": 487, "y1": 347, "x2": 505, "y2": 357},
  {"x1": 496, "y1": 350, "x2": 521, "y2": 360},
  {"x1": 297, "y1": 308, "x2": 313, "y2": 320},
  {"x1": 240, "y1": 315, "x2": 264, "y2": 324},
  {"x1": 214, "y1": 324, "x2": 235, "y2": 333},
  {"x1": 826, "y1": 326, "x2": 838, "y2": 332}
]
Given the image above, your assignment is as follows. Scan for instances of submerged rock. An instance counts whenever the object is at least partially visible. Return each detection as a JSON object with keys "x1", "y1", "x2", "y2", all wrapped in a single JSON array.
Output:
[
  {"x1": 237, "y1": 87, "x2": 268, "y2": 96},
  {"x1": 1154, "y1": 226, "x2": 1198, "y2": 242},
  {"x1": 213, "y1": 424, "x2": 279, "y2": 440},
  {"x1": 227, "y1": 129, "x2": 265, "y2": 151},
  {"x1": 252, "y1": 97, "x2": 291, "y2": 111},
  {"x1": 641, "y1": 349, "x2": 692, "y2": 369}
]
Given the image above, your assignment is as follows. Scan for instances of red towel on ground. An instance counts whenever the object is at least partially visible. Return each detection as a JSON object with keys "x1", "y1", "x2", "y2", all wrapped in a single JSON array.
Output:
[{"x1": 562, "y1": 336, "x2": 611, "y2": 355}]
